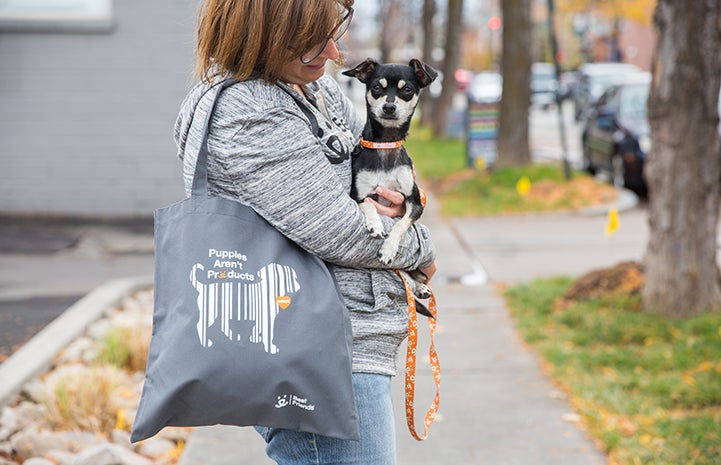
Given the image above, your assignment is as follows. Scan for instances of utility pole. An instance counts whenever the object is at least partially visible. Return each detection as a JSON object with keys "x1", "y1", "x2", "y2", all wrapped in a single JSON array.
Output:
[{"x1": 547, "y1": 0, "x2": 572, "y2": 180}]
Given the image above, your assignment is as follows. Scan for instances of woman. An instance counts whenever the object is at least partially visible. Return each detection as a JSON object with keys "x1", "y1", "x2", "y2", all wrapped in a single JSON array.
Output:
[{"x1": 174, "y1": 0, "x2": 437, "y2": 463}]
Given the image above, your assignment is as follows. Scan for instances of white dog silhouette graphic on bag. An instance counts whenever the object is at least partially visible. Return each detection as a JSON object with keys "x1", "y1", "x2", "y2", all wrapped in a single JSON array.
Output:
[{"x1": 190, "y1": 262, "x2": 300, "y2": 354}]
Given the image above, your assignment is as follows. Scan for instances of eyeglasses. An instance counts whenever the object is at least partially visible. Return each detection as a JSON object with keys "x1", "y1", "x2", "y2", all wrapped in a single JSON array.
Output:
[{"x1": 300, "y1": 7, "x2": 354, "y2": 64}]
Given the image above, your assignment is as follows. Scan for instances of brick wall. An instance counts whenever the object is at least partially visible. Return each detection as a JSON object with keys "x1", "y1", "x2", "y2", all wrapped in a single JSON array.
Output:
[{"x1": 0, "y1": 0, "x2": 200, "y2": 217}]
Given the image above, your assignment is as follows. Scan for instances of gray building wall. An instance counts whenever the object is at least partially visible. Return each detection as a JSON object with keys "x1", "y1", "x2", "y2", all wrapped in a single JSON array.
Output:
[{"x1": 0, "y1": 0, "x2": 200, "y2": 217}]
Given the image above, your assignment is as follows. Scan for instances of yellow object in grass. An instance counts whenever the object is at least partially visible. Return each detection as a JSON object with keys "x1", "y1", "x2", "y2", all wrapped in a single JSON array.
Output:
[{"x1": 516, "y1": 176, "x2": 531, "y2": 196}]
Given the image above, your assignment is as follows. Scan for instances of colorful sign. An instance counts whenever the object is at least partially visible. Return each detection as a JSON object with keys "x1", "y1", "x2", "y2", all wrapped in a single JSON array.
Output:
[{"x1": 466, "y1": 100, "x2": 500, "y2": 168}]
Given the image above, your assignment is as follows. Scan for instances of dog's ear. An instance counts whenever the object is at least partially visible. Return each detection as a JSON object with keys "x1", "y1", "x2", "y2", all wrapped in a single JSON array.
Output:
[
  {"x1": 342, "y1": 58, "x2": 378, "y2": 83},
  {"x1": 409, "y1": 59, "x2": 438, "y2": 88}
]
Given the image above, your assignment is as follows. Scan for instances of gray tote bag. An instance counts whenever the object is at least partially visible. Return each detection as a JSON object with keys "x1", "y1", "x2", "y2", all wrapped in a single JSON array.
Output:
[{"x1": 131, "y1": 80, "x2": 359, "y2": 442}]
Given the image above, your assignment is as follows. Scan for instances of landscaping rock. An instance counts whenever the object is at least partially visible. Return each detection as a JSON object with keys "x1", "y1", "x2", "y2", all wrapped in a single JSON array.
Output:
[
  {"x1": 44, "y1": 449, "x2": 76, "y2": 465},
  {"x1": 0, "y1": 408, "x2": 18, "y2": 441},
  {"x1": 111, "y1": 429, "x2": 133, "y2": 450},
  {"x1": 13, "y1": 402, "x2": 47, "y2": 431},
  {"x1": 21, "y1": 381, "x2": 48, "y2": 405},
  {"x1": 55, "y1": 431, "x2": 104, "y2": 451},
  {"x1": 156, "y1": 427, "x2": 190, "y2": 443},
  {"x1": 10, "y1": 428, "x2": 99, "y2": 459},
  {"x1": 136, "y1": 437, "x2": 175, "y2": 459},
  {"x1": 72, "y1": 443, "x2": 153, "y2": 465},
  {"x1": 87, "y1": 317, "x2": 115, "y2": 341},
  {"x1": 57, "y1": 337, "x2": 95, "y2": 364},
  {"x1": 11, "y1": 427, "x2": 67, "y2": 458},
  {"x1": 0, "y1": 443, "x2": 11, "y2": 459},
  {"x1": 22, "y1": 457, "x2": 55, "y2": 465}
]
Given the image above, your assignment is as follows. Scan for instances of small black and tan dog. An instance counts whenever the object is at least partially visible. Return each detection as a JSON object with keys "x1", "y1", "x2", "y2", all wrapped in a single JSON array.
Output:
[{"x1": 343, "y1": 58, "x2": 438, "y2": 314}]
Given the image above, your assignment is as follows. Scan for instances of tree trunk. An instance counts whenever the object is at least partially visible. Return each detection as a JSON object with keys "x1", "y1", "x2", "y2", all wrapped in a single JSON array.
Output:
[
  {"x1": 496, "y1": 0, "x2": 532, "y2": 167},
  {"x1": 431, "y1": 0, "x2": 464, "y2": 138},
  {"x1": 378, "y1": 0, "x2": 407, "y2": 63},
  {"x1": 419, "y1": 0, "x2": 436, "y2": 127},
  {"x1": 643, "y1": 0, "x2": 721, "y2": 317}
]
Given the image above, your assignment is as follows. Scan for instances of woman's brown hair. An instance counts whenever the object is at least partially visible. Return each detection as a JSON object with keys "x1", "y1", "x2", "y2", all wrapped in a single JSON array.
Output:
[{"x1": 196, "y1": 0, "x2": 353, "y2": 83}]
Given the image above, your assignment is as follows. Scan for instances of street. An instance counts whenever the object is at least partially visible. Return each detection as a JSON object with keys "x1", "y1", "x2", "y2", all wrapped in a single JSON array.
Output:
[
  {"x1": 530, "y1": 100, "x2": 584, "y2": 167},
  {"x1": 0, "y1": 218, "x2": 154, "y2": 360}
]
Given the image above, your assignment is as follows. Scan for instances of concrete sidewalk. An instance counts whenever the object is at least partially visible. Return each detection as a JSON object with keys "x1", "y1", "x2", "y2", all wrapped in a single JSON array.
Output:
[{"x1": 177, "y1": 192, "x2": 623, "y2": 465}]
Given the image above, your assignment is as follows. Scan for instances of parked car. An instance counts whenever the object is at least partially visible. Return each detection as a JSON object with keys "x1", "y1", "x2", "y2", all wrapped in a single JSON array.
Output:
[
  {"x1": 581, "y1": 72, "x2": 651, "y2": 197},
  {"x1": 530, "y1": 62, "x2": 559, "y2": 109},
  {"x1": 573, "y1": 62, "x2": 643, "y2": 122}
]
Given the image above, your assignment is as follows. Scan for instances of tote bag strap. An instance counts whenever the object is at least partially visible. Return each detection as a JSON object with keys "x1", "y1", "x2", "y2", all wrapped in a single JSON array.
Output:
[
  {"x1": 191, "y1": 79, "x2": 238, "y2": 197},
  {"x1": 277, "y1": 84, "x2": 321, "y2": 138},
  {"x1": 191, "y1": 80, "x2": 322, "y2": 198}
]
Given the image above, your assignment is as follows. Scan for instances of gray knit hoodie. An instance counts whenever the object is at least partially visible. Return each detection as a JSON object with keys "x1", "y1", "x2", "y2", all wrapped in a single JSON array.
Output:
[{"x1": 174, "y1": 74, "x2": 435, "y2": 375}]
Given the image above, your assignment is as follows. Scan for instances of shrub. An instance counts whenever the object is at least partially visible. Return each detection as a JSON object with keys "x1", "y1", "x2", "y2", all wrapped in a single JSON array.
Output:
[
  {"x1": 95, "y1": 324, "x2": 150, "y2": 372},
  {"x1": 42, "y1": 364, "x2": 126, "y2": 436}
]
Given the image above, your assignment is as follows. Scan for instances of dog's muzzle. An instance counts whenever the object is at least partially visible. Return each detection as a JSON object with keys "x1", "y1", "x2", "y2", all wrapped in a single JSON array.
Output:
[{"x1": 382, "y1": 103, "x2": 396, "y2": 116}]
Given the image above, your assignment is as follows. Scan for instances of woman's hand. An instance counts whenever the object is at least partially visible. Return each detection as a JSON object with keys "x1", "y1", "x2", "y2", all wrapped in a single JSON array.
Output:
[
  {"x1": 420, "y1": 261, "x2": 437, "y2": 282},
  {"x1": 363, "y1": 186, "x2": 406, "y2": 218}
]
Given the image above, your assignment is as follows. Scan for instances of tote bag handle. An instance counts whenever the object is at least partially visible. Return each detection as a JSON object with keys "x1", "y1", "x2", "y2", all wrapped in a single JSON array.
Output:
[
  {"x1": 190, "y1": 79, "x2": 238, "y2": 198},
  {"x1": 190, "y1": 80, "x2": 321, "y2": 198}
]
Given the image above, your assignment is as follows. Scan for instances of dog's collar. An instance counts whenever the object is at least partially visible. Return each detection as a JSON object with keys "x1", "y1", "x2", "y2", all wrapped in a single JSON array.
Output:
[{"x1": 359, "y1": 138, "x2": 403, "y2": 150}]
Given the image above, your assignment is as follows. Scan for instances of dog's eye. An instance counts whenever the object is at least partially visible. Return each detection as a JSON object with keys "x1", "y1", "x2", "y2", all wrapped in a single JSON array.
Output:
[
  {"x1": 371, "y1": 83, "x2": 382, "y2": 92},
  {"x1": 400, "y1": 85, "x2": 414, "y2": 96}
]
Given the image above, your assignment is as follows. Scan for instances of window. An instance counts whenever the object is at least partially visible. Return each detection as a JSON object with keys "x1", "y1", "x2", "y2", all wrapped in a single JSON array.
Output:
[
  {"x1": 0, "y1": 0, "x2": 114, "y2": 33},
  {"x1": 619, "y1": 83, "x2": 650, "y2": 120}
]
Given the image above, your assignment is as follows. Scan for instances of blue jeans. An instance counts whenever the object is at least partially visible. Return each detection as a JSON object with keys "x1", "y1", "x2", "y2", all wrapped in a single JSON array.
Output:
[{"x1": 255, "y1": 373, "x2": 396, "y2": 465}]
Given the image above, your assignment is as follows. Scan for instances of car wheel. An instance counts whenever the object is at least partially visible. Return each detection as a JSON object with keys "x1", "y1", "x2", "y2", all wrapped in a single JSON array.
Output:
[
  {"x1": 581, "y1": 137, "x2": 596, "y2": 176},
  {"x1": 581, "y1": 141, "x2": 596, "y2": 175},
  {"x1": 611, "y1": 154, "x2": 626, "y2": 189}
]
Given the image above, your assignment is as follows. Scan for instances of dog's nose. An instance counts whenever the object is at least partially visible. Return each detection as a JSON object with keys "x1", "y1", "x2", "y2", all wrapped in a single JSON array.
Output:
[{"x1": 382, "y1": 103, "x2": 396, "y2": 115}]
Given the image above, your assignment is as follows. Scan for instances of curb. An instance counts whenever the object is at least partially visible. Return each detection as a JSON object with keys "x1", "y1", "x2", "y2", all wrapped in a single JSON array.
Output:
[
  {"x1": 0, "y1": 275, "x2": 153, "y2": 407},
  {"x1": 579, "y1": 187, "x2": 639, "y2": 216}
]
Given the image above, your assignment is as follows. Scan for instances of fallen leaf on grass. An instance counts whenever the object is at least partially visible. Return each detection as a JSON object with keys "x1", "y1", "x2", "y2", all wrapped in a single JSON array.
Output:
[{"x1": 562, "y1": 413, "x2": 581, "y2": 423}]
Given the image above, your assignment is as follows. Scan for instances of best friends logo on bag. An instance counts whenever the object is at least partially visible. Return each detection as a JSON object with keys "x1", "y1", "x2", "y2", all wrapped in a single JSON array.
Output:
[{"x1": 190, "y1": 247, "x2": 299, "y2": 355}]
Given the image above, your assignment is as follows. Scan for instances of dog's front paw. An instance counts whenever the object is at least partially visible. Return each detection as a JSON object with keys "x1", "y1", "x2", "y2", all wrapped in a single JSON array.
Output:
[
  {"x1": 378, "y1": 241, "x2": 398, "y2": 265},
  {"x1": 414, "y1": 283, "x2": 432, "y2": 300},
  {"x1": 366, "y1": 215, "x2": 386, "y2": 238},
  {"x1": 365, "y1": 219, "x2": 386, "y2": 238},
  {"x1": 360, "y1": 201, "x2": 386, "y2": 238}
]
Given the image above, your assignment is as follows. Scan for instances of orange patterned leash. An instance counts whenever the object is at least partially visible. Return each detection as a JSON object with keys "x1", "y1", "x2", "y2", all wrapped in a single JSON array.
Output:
[{"x1": 394, "y1": 270, "x2": 440, "y2": 441}]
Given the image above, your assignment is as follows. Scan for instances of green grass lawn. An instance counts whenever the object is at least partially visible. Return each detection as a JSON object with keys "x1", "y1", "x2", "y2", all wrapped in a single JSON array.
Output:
[
  {"x1": 404, "y1": 127, "x2": 468, "y2": 181},
  {"x1": 405, "y1": 127, "x2": 616, "y2": 216},
  {"x1": 504, "y1": 278, "x2": 721, "y2": 465}
]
